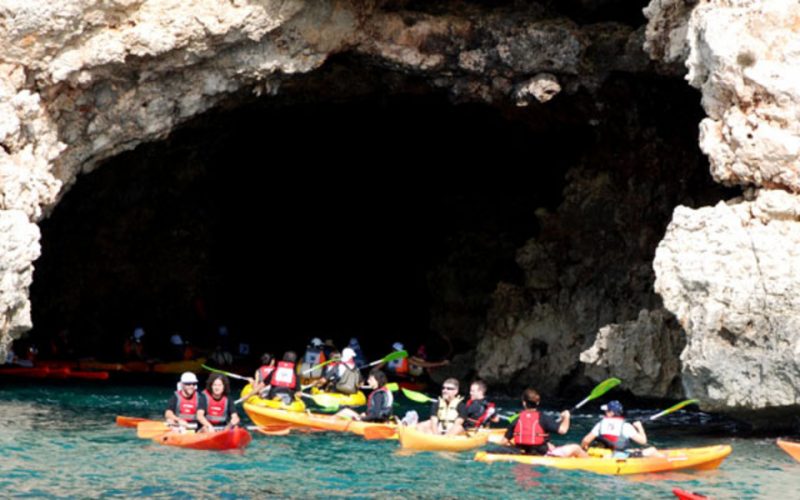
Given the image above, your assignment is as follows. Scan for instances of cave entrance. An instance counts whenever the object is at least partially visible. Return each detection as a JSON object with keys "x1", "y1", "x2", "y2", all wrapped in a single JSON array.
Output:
[{"x1": 27, "y1": 75, "x2": 583, "y2": 363}]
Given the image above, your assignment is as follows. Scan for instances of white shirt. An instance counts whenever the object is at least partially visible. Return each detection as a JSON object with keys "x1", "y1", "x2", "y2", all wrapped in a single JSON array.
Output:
[{"x1": 591, "y1": 417, "x2": 638, "y2": 439}]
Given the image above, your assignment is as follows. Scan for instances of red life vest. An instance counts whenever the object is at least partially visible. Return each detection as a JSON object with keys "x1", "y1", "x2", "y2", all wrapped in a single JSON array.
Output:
[
  {"x1": 387, "y1": 357, "x2": 409, "y2": 375},
  {"x1": 202, "y1": 390, "x2": 229, "y2": 425},
  {"x1": 270, "y1": 361, "x2": 297, "y2": 389},
  {"x1": 174, "y1": 390, "x2": 198, "y2": 422},
  {"x1": 465, "y1": 398, "x2": 495, "y2": 428},
  {"x1": 513, "y1": 410, "x2": 549, "y2": 446},
  {"x1": 257, "y1": 365, "x2": 274, "y2": 384}
]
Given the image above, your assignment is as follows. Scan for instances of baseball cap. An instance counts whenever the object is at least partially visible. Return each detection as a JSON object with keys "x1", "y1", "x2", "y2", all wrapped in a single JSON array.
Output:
[
  {"x1": 392, "y1": 342, "x2": 404, "y2": 351},
  {"x1": 600, "y1": 400, "x2": 623, "y2": 415},
  {"x1": 180, "y1": 372, "x2": 198, "y2": 384},
  {"x1": 341, "y1": 348, "x2": 356, "y2": 362}
]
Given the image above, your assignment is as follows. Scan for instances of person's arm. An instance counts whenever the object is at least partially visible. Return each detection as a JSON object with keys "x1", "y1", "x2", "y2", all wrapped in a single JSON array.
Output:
[
  {"x1": 196, "y1": 395, "x2": 214, "y2": 432},
  {"x1": 408, "y1": 357, "x2": 450, "y2": 368},
  {"x1": 581, "y1": 423, "x2": 601, "y2": 450},
  {"x1": 556, "y1": 410, "x2": 570, "y2": 435},
  {"x1": 164, "y1": 395, "x2": 181, "y2": 425},
  {"x1": 228, "y1": 402, "x2": 240, "y2": 427},
  {"x1": 627, "y1": 421, "x2": 648, "y2": 446}
]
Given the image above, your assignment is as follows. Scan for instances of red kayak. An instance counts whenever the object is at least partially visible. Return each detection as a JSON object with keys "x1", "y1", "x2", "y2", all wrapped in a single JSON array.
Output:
[
  {"x1": 673, "y1": 488, "x2": 708, "y2": 499},
  {"x1": 0, "y1": 366, "x2": 109, "y2": 380},
  {"x1": 153, "y1": 427, "x2": 252, "y2": 451}
]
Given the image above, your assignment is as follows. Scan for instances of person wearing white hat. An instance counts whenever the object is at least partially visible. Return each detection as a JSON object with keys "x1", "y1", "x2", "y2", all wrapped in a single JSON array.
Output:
[
  {"x1": 328, "y1": 347, "x2": 361, "y2": 395},
  {"x1": 165, "y1": 372, "x2": 200, "y2": 428},
  {"x1": 386, "y1": 342, "x2": 409, "y2": 377},
  {"x1": 581, "y1": 400, "x2": 656, "y2": 458}
]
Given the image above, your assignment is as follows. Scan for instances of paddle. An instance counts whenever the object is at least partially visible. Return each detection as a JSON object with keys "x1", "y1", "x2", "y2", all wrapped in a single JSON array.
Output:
[
  {"x1": 649, "y1": 399, "x2": 699, "y2": 421},
  {"x1": 572, "y1": 377, "x2": 622, "y2": 410},
  {"x1": 301, "y1": 359, "x2": 336, "y2": 376},
  {"x1": 137, "y1": 421, "x2": 197, "y2": 438},
  {"x1": 115, "y1": 416, "x2": 149, "y2": 428},
  {"x1": 358, "y1": 350, "x2": 408, "y2": 370},
  {"x1": 401, "y1": 387, "x2": 434, "y2": 403},
  {"x1": 298, "y1": 392, "x2": 340, "y2": 412},
  {"x1": 386, "y1": 383, "x2": 399, "y2": 392},
  {"x1": 363, "y1": 425, "x2": 397, "y2": 440},
  {"x1": 201, "y1": 364, "x2": 250, "y2": 382}
]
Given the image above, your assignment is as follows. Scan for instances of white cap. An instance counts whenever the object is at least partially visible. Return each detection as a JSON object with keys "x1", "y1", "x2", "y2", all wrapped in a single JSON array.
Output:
[
  {"x1": 311, "y1": 337, "x2": 323, "y2": 347},
  {"x1": 392, "y1": 342, "x2": 404, "y2": 351},
  {"x1": 341, "y1": 348, "x2": 356, "y2": 362},
  {"x1": 170, "y1": 334, "x2": 184, "y2": 346},
  {"x1": 180, "y1": 372, "x2": 198, "y2": 384},
  {"x1": 133, "y1": 327, "x2": 145, "y2": 340}
]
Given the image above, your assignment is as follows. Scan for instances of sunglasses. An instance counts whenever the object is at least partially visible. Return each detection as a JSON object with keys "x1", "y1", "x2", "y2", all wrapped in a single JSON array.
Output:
[
  {"x1": 183, "y1": 383, "x2": 197, "y2": 386},
  {"x1": 442, "y1": 386, "x2": 457, "y2": 391}
]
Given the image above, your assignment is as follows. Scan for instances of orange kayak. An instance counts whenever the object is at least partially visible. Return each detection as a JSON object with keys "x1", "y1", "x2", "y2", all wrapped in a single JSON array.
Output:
[
  {"x1": 116, "y1": 416, "x2": 152, "y2": 428},
  {"x1": 777, "y1": 439, "x2": 800, "y2": 462},
  {"x1": 153, "y1": 427, "x2": 252, "y2": 450}
]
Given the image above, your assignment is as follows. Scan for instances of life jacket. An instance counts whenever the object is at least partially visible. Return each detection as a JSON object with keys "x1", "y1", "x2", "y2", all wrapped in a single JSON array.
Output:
[
  {"x1": 202, "y1": 389, "x2": 229, "y2": 425},
  {"x1": 334, "y1": 361, "x2": 361, "y2": 395},
  {"x1": 597, "y1": 416, "x2": 629, "y2": 450},
  {"x1": 367, "y1": 386, "x2": 394, "y2": 419},
  {"x1": 257, "y1": 365, "x2": 274, "y2": 384},
  {"x1": 300, "y1": 347, "x2": 326, "y2": 378},
  {"x1": 465, "y1": 398, "x2": 495, "y2": 428},
  {"x1": 173, "y1": 390, "x2": 199, "y2": 422},
  {"x1": 435, "y1": 395, "x2": 464, "y2": 433},
  {"x1": 513, "y1": 410, "x2": 549, "y2": 446},
  {"x1": 270, "y1": 361, "x2": 297, "y2": 389},
  {"x1": 387, "y1": 356, "x2": 409, "y2": 376},
  {"x1": 408, "y1": 361, "x2": 424, "y2": 377}
]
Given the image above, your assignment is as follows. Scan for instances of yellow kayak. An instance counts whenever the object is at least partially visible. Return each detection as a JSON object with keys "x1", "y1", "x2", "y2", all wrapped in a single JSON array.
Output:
[
  {"x1": 243, "y1": 403, "x2": 392, "y2": 436},
  {"x1": 474, "y1": 444, "x2": 732, "y2": 475},
  {"x1": 238, "y1": 384, "x2": 306, "y2": 412},
  {"x1": 310, "y1": 388, "x2": 366, "y2": 407},
  {"x1": 398, "y1": 425, "x2": 489, "y2": 452}
]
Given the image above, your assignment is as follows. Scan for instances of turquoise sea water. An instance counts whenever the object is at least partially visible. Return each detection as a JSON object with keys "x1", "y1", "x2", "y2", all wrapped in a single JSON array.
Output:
[{"x1": 1, "y1": 383, "x2": 798, "y2": 499}]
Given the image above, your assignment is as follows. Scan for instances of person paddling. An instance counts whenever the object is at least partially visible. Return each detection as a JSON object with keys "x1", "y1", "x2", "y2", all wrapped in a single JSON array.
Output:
[
  {"x1": 165, "y1": 372, "x2": 200, "y2": 430},
  {"x1": 197, "y1": 373, "x2": 240, "y2": 432},
  {"x1": 247, "y1": 352, "x2": 276, "y2": 397},
  {"x1": 415, "y1": 378, "x2": 467, "y2": 435},
  {"x1": 268, "y1": 351, "x2": 299, "y2": 405},
  {"x1": 503, "y1": 388, "x2": 586, "y2": 457},
  {"x1": 335, "y1": 370, "x2": 393, "y2": 422},
  {"x1": 324, "y1": 348, "x2": 361, "y2": 395},
  {"x1": 461, "y1": 380, "x2": 499, "y2": 432},
  {"x1": 580, "y1": 400, "x2": 657, "y2": 457}
]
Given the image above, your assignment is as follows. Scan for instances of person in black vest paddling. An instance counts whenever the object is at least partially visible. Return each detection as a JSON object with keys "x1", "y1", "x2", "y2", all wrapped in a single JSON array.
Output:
[{"x1": 503, "y1": 388, "x2": 586, "y2": 457}]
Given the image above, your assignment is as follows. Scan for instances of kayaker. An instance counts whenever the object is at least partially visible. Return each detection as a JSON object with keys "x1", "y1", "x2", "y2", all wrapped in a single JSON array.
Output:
[
  {"x1": 197, "y1": 373, "x2": 240, "y2": 432},
  {"x1": 415, "y1": 378, "x2": 467, "y2": 435},
  {"x1": 267, "y1": 351, "x2": 299, "y2": 404},
  {"x1": 503, "y1": 388, "x2": 587, "y2": 457},
  {"x1": 243, "y1": 352, "x2": 275, "y2": 400},
  {"x1": 461, "y1": 380, "x2": 499, "y2": 432},
  {"x1": 316, "y1": 350, "x2": 341, "y2": 391},
  {"x1": 299, "y1": 338, "x2": 326, "y2": 378},
  {"x1": 335, "y1": 370, "x2": 393, "y2": 422},
  {"x1": 328, "y1": 348, "x2": 361, "y2": 395},
  {"x1": 580, "y1": 400, "x2": 657, "y2": 457},
  {"x1": 165, "y1": 371, "x2": 200, "y2": 429},
  {"x1": 408, "y1": 344, "x2": 449, "y2": 378},
  {"x1": 347, "y1": 337, "x2": 367, "y2": 366}
]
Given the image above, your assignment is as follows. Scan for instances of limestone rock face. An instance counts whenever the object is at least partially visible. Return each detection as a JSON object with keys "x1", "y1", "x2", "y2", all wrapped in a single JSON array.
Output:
[
  {"x1": 0, "y1": 0, "x2": 651, "y2": 356},
  {"x1": 580, "y1": 308, "x2": 685, "y2": 399},
  {"x1": 654, "y1": 189, "x2": 800, "y2": 418}
]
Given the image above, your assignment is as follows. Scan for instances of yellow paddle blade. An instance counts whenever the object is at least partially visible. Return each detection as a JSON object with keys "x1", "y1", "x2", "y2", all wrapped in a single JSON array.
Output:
[{"x1": 136, "y1": 421, "x2": 170, "y2": 439}]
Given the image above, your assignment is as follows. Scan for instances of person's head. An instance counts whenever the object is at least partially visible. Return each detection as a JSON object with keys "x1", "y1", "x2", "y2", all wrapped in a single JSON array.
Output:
[
  {"x1": 310, "y1": 337, "x2": 323, "y2": 348},
  {"x1": 179, "y1": 372, "x2": 198, "y2": 395},
  {"x1": 368, "y1": 369, "x2": 388, "y2": 388},
  {"x1": 260, "y1": 353, "x2": 274, "y2": 366},
  {"x1": 283, "y1": 351, "x2": 297, "y2": 363},
  {"x1": 341, "y1": 348, "x2": 356, "y2": 363},
  {"x1": 469, "y1": 380, "x2": 487, "y2": 400},
  {"x1": 206, "y1": 373, "x2": 230, "y2": 397},
  {"x1": 348, "y1": 337, "x2": 360, "y2": 348},
  {"x1": 600, "y1": 400, "x2": 623, "y2": 417},
  {"x1": 441, "y1": 378, "x2": 460, "y2": 401},
  {"x1": 392, "y1": 342, "x2": 404, "y2": 351},
  {"x1": 522, "y1": 388, "x2": 541, "y2": 409}
]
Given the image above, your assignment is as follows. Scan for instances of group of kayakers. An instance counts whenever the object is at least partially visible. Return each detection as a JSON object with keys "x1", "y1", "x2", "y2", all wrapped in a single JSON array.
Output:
[{"x1": 165, "y1": 371, "x2": 241, "y2": 432}]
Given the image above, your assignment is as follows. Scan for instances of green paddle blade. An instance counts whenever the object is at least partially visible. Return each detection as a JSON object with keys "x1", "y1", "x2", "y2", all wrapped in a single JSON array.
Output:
[
  {"x1": 383, "y1": 350, "x2": 408, "y2": 363},
  {"x1": 588, "y1": 378, "x2": 622, "y2": 400},
  {"x1": 385, "y1": 382, "x2": 399, "y2": 392},
  {"x1": 649, "y1": 399, "x2": 699, "y2": 421},
  {"x1": 401, "y1": 387, "x2": 434, "y2": 403}
]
